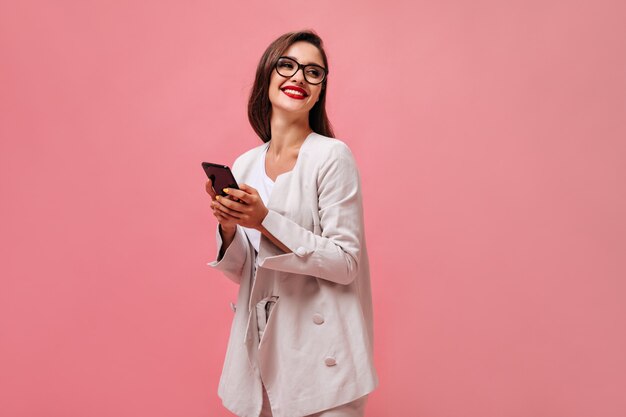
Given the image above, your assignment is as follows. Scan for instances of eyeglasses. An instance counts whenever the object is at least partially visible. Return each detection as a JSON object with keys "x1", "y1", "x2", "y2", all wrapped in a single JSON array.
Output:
[{"x1": 274, "y1": 56, "x2": 328, "y2": 85}]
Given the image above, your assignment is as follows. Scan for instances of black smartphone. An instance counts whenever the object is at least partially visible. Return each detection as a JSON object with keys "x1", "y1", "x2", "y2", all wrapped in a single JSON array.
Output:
[{"x1": 201, "y1": 162, "x2": 239, "y2": 197}]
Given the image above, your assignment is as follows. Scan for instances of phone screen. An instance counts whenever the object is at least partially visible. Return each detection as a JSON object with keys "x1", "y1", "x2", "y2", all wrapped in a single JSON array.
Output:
[{"x1": 202, "y1": 162, "x2": 239, "y2": 196}]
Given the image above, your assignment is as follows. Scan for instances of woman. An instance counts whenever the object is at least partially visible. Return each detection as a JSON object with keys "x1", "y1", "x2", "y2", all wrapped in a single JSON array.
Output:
[{"x1": 205, "y1": 30, "x2": 378, "y2": 417}]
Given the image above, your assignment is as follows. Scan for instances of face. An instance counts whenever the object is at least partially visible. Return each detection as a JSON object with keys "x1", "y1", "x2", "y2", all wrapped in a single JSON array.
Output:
[{"x1": 268, "y1": 41, "x2": 325, "y2": 116}]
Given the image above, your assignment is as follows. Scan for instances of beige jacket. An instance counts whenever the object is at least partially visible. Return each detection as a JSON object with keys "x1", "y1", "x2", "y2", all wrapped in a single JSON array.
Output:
[{"x1": 208, "y1": 132, "x2": 378, "y2": 417}]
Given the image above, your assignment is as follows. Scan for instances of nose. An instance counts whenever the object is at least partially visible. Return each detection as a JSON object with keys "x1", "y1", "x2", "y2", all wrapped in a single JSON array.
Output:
[{"x1": 289, "y1": 67, "x2": 306, "y2": 84}]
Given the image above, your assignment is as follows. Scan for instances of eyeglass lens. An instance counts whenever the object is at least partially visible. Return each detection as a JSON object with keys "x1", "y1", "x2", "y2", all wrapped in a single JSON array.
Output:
[{"x1": 276, "y1": 57, "x2": 326, "y2": 84}]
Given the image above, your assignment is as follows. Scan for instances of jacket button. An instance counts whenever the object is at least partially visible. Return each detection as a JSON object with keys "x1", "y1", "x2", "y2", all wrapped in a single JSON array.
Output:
[
  {"x1": 295, "y1": 247, "x2": 307, "y2": 256},
  {"x1": 229, "y1": 302, "x2": 236, "y2": 312},
  {"x1": 324, "y1": 357, "x2": 337, "y2": 367},
  {"x1": 312, "y1": 313, "x2": 324, "y2": 325}
]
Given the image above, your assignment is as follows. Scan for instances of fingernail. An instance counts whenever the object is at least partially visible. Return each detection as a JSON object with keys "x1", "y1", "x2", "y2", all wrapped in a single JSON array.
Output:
[
  {"x1": 216, "y1": 195, "x2": 220, "y2": 200},
  {"x1": 223, "y1": 188, "x2": 229, "y2": 194}
]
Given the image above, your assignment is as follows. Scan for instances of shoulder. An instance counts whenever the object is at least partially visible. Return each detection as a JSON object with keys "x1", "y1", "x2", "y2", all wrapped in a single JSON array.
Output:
[
  {"x1": 306, "y1": 133, "x2": 361, "y2": 184},
  {"x1": 232, "y1": 142, "x2": 266, "y2": 172},
  {"x1": 306, "y1": 132, "x2": 355, "y2": 162}
]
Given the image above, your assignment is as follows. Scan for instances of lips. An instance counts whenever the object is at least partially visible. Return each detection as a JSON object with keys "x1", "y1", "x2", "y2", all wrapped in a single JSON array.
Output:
[{"x1": 281, "y1": 86, "x2": 308, "y2": 98}]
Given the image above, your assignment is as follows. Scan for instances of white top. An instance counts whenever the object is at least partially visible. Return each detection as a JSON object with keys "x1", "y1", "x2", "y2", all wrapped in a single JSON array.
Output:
[{"x1": 242, "y1": 143, "x2": 274, "y2": 257}]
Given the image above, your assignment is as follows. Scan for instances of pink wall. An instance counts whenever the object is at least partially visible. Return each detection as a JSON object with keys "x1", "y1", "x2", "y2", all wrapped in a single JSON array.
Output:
[{"x1": 1, "y1": 1, "x2": 625, "y2": 416}]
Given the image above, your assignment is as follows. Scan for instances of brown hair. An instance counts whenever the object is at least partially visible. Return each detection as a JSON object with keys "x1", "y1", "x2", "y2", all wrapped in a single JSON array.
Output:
[{"x1": 247, "y1": 29, "x2": 335, "y2": 142}]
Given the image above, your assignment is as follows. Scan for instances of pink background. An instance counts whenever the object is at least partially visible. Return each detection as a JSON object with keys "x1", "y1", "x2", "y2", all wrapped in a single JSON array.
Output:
[{"x1": 1, "y1": 1, "x2": 625, "y2": 416}]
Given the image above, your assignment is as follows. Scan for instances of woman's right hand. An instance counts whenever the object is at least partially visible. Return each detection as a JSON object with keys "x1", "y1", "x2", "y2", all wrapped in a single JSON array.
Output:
[{"x1": 205, "y1": 179, "x2": 238, "y2": 236}]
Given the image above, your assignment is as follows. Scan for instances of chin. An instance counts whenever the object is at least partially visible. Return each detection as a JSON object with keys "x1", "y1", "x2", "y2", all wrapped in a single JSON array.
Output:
[{"x1": 271, "y1": 101, "x2": 311, "y2": 114}]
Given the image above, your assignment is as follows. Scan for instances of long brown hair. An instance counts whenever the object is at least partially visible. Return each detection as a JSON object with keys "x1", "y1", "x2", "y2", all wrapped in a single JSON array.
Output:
[{"x1": 247, "y1": 29, "x2": 335, "y2": 142}]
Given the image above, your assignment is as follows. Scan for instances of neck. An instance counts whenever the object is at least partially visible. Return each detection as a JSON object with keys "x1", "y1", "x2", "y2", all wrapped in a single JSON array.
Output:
[{"x1": 268, "y1": 114, "x2": 313, "y2": 154}]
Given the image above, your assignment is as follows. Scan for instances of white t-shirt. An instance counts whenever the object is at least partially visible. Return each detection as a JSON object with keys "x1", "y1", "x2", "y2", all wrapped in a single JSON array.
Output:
[
  {"x1": 242, "y1": 143, "x2": 278, "y2": 328},
  {"x1": 242, "y1": 143, "x2": 274, "y2": 258}
]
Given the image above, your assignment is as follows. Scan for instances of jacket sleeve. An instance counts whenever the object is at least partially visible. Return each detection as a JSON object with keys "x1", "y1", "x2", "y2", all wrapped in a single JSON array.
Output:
[
  {"x1": 207, "y1": 224, "x2": 252, "y2": 285},
  {"x1": 258, "y1": 142, "x2": 364, "y2": 285}
]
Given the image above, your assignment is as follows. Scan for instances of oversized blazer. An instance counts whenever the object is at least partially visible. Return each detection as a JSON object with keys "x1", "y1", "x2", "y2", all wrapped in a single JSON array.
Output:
[{"x1": 208, "y1": 131, "x2": 378, "y2": 417}]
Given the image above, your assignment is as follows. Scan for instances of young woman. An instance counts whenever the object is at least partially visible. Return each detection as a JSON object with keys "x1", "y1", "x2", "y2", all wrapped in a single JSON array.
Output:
[{"x1": 205, "y1": 30, "x2": 378, "y2": 417}]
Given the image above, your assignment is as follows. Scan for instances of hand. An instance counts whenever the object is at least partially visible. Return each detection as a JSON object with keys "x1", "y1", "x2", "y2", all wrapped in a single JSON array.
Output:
[
  {"x1": 205, "y1": 179, "x2": 238, "y2": 232},
  {"x1": 212, "y1": 184, "x2": 269, "y2": 230}
]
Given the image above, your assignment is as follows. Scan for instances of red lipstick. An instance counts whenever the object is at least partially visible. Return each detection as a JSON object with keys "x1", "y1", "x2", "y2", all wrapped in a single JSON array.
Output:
[{"x1": 281, "y1": 86, "x2": 308, "y2": 99}]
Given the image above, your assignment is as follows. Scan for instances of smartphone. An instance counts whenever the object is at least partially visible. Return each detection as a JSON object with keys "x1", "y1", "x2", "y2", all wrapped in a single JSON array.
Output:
[{"x1": 202, "y1": 162, "x2": 239, "y2": 197}]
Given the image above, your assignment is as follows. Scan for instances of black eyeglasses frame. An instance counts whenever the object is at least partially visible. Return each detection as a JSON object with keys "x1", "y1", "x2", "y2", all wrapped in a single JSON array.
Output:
[{"x1": 274, "y1": 56, "x2": 328, "y2": 85}]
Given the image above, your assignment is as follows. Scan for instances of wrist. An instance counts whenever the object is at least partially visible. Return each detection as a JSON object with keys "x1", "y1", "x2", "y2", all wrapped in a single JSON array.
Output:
[
  {"x1": 256, "y1": 208, "x2": 270, "y2": 232},
  {"x1": 220, "y1": 224, "x2": 236, "y2": 234}
]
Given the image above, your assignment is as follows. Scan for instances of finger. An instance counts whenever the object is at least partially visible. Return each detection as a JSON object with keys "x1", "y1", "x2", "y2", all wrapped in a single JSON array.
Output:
[
  {"x1": 215, "y1": 195, "x2": 247, "y2": 212},
  {"x1": 213, "y1": 199, "x2": 243, "y2": 219},
  {"x1": 214, "y1": 206, "x2": 237, "y2": 219},
  {"x1": 213, "y1": 203, "x2": 236, "y2": 219},
  {"x1": 215, "y1": 211, "x2": 232, "y2": 223},
  {"x1": 212, "y1": 207, "x2": 223, "y2": 219},
  {"x1": 223, "y1": 187, "x2": 251, "y2": 203},
  {"x1": 239, "y1": 183, "x2": 259, "y2": 195},
  {"x1": 205, "y1": 180, "x2": 216, "y2": 199}
]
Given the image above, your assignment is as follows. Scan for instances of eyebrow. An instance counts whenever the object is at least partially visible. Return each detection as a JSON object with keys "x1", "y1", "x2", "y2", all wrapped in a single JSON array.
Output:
[{"x1": 285, "y1": 55, "x2": 325, "y2": 67}]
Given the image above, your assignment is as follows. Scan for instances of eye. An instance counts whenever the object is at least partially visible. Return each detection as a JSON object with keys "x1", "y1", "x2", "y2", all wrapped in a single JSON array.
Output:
[
  {"x1": 278, "y1": 60, "x2": 294, "y2": 69},
  {"x1": 306, "y1": 68, "x2": 321, "y2": 77}
]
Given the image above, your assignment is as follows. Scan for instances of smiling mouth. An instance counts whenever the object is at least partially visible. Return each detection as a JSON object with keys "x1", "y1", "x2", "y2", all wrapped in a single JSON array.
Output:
[{"x1": 281, "y1": 88, "x2": 308, "y2": 97}]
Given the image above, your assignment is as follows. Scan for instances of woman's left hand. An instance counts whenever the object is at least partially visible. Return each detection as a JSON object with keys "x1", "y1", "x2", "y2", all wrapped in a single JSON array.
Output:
[{"x1": 213, "y1": 184, "x2": 269, "y2": 230}]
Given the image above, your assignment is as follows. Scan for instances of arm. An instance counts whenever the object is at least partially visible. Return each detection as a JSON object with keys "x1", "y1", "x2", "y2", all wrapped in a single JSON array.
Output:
[
  {"x1": 204, "y1": 162, "x2": 253, "y2": 285},
  {"x1": 258, "y1": 143, "x2": 365, "y2": 285},
  {"x1": 259, "y1": 224, "x2": 291, "y2": 254},
  {"x1": 217, "y1": 225, "x2": 237, "y2": 260},
  {"x1": 206, "y1": 224, "x2": 251, "y2": 285}
]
